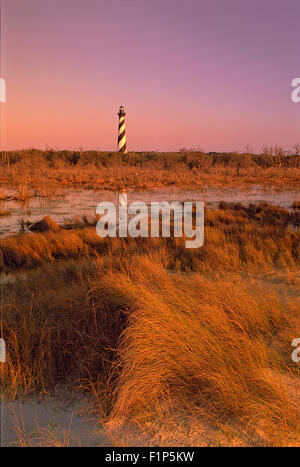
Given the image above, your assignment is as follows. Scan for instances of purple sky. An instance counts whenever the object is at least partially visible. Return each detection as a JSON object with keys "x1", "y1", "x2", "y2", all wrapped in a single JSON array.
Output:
[{"x1": 1, "y1": 0, "x2": 300, "y2": 152}]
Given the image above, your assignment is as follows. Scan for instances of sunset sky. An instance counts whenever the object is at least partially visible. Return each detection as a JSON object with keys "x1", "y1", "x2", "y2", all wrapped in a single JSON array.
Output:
[{"x1": 1, "y1": 0, "x2": 299, "y2": 152}]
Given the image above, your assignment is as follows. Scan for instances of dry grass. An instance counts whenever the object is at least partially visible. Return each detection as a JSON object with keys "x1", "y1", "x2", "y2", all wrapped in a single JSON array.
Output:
[
  {"x1": 1, "y1": 202, "x2": 299, "y2": 446},
  {"x1": 0, "y1": 257, "x2": 123, "y2": 399},
  {"x1": 102, "y1": 258, "x2": 300, "y2": 446},
  {"x1": 1, "y1": 149, "x2": 300, "y2": 197},
  {"x1": 0, "y1": 203, "x2": 299, "y2": 274}
]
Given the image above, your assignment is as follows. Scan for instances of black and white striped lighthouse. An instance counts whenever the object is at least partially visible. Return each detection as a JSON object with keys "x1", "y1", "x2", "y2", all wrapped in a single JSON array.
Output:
[{"x1": 117, "y1": 105, "x2": 127, "y2": 153}]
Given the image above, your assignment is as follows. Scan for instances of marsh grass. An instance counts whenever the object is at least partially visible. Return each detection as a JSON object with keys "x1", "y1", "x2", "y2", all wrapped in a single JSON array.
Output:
[
  {"x1": 1, "y1": 149, "x2": 300, "y2": 197},
  {"x1": 0, "y1": 203, "x2": 299, "y2": 274}
]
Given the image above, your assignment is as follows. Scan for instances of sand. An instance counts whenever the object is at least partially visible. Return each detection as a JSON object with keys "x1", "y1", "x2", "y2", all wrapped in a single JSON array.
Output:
[{"x1": 1, "y1": 394, "x2": 111, "y2": 447}]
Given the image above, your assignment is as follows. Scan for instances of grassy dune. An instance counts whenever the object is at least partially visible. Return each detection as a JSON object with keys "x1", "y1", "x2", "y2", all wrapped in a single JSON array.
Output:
[
  {"x1": 103, "y1": 260, "x2": 300, "y2": 446},
  {"x1": 0, "y1": 203, "x2": 299, "y2": 273},
  {"x1": 1, "y1": 203, "x2": 299, "y2": 446},
  {"x1": 1, "y1": 149, "x2": 300, "y2": 196}
]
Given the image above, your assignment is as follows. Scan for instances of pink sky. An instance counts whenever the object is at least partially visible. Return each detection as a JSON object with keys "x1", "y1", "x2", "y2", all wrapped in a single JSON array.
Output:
[{"x1": 1, "y1": 0, "x2": 299, "y2": 152}]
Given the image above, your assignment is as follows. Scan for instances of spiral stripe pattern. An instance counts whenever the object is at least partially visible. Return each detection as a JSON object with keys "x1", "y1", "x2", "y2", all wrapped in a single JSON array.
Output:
[{"x1": 117, "y1": 107, "x2": 127, "y2": 153}]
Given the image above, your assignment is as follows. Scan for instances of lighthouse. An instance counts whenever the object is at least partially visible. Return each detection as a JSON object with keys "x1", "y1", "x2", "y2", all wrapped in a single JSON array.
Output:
[{"x1": 117, "y1": 105, "x2": 127, "y2": 153}]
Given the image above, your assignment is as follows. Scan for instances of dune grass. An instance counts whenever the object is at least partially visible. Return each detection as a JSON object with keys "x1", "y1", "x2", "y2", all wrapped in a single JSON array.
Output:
[
  {"x1": 1, "y1": 254, "x2": 299, "y2": 445},
  {"x1": 1, "y1": 203, "x2": 299, "y2": 446},
  {"x1": 101, "y1": 258, "x2": 300, "y2": 446}
]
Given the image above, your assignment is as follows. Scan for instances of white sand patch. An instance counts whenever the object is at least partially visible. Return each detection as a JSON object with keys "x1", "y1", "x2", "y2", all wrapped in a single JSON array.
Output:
[{"x1": 1, "y1": 394, "x2": 111, "y2": 447}]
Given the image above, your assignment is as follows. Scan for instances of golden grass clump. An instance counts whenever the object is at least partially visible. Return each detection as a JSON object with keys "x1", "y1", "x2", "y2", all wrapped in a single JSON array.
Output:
[{"x1": 96, "y1": 257, "x2": 300, "y2": 446}]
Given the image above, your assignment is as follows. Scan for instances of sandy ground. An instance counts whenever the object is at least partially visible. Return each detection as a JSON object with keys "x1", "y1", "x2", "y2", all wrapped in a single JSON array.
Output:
[
  {"x1": 1, "y1": 376, "x2": 299, "y2": 447},
  {"x1": 1, "y1": 394, "x2": 112, "y2": 447}
]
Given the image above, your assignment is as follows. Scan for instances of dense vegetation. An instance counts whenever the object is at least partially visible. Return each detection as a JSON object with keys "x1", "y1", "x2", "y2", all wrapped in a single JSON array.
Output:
[
  {"x1": 1, "y1": 148, "x2": 299, "y2": 197},
  {"x1": 1, "y1": 203, "x2": 299, "y2": 446}
]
